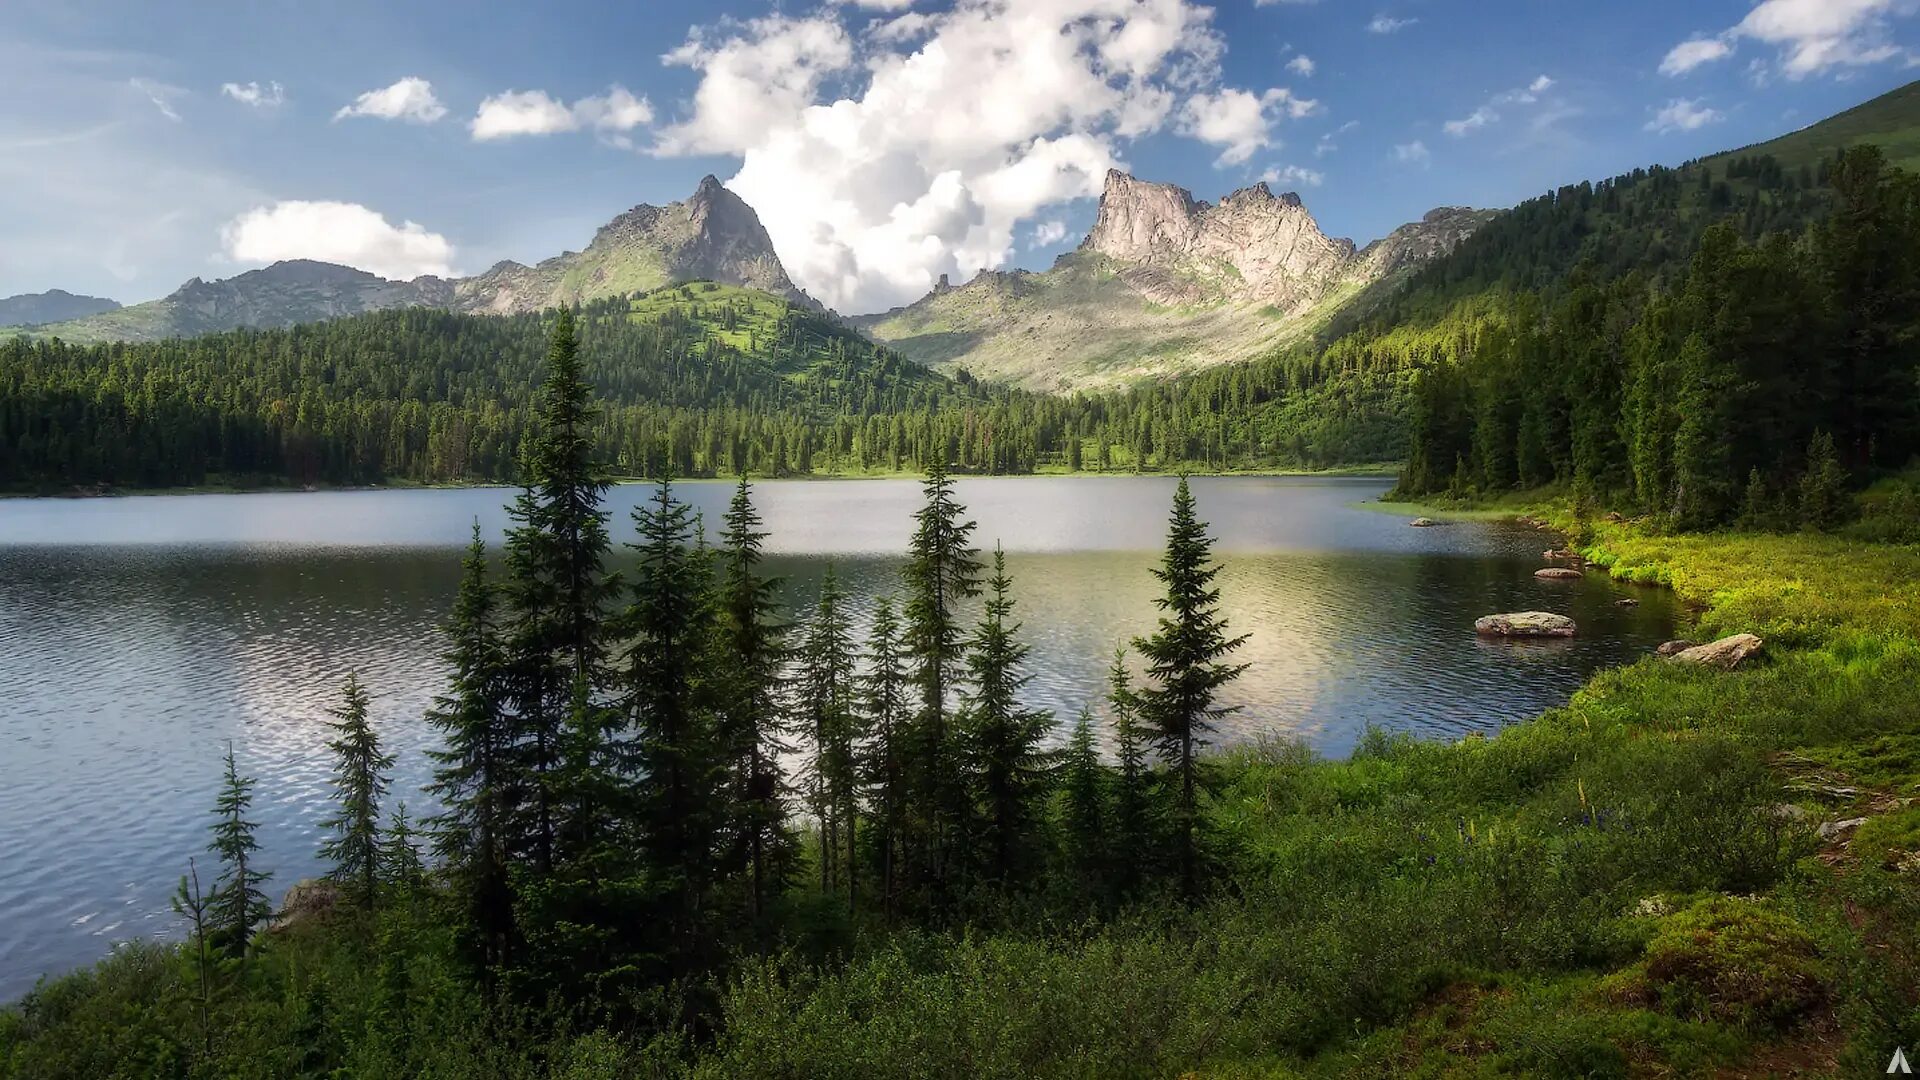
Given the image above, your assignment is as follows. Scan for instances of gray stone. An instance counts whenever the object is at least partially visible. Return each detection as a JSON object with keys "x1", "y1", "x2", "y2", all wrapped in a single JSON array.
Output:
[
  {"x1": 1475, "y1": 611, "x2": 1577, "y2": 638},
  {"x1": 1667, "y1": 633, "x2": 1764, "y2": 670},
  {"x1": 1534, "y1": 567, "x2": 1583, "y2": 580}
]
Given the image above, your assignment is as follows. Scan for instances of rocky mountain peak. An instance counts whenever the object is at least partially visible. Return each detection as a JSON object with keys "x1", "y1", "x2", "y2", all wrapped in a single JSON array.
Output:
[{"x1": 0, "y1": 288, "x2": 121, "y2": 328}]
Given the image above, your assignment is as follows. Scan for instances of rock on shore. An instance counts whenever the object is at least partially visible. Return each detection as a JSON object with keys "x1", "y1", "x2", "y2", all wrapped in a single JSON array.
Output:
[
  {"x1": 1666, "y1": 633, "x2": 1764, "y2": 670},
  {"x1": 1475, "y1": 611, "x2": 1577, "y2": 638}
]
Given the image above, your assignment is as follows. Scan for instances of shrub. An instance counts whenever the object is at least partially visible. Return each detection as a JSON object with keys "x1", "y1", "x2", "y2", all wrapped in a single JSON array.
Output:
[{"x1": 1603, "y1": 896, "x2": 1830, "y2": 1031}]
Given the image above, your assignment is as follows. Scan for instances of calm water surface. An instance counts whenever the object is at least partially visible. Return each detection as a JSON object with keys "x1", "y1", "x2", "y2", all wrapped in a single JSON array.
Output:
[{"x1": 0, "y1": 476, "x2": 1673, "y2": 998}]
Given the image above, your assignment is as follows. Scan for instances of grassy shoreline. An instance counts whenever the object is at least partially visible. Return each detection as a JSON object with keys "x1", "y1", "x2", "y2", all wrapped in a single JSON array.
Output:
[{"x1": 6, "y1": 513, "x2": 1916, "y2": 1077}]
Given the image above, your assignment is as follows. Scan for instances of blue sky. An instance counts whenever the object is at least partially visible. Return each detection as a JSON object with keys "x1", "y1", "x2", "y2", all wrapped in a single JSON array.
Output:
[{"x1": 3, "y1": 0, "x2": 1917, "y2": 314}]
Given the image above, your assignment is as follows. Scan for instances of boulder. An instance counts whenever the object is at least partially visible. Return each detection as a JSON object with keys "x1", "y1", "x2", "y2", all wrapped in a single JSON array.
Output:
[
  {"x1": 1667, "y1": 633, "x2": 1764, "y2": 670},
  {"x1": 1475, "y1": 611, "x2": 1576, "y2": 638},
  {"x1": 269, "y1": 878, "x2": 343, "y2": 934},
  {"x1": 1543, "y1": 548, "x2": 1581, "y2": 561},
  {"x1": 1534, "y1": 567, "x2": 1583, "y2": 580},
  {"x1": 1615, "y1": 598, "x2": 1640, "y2": 607},
  {"x1": 1817, "y1": 817, "x2": 1869, "y2": 842},
  {"x1": 1655, "y1": 640, "x2": 1696, "y2": 657},
  {"x1": 1409, "y1": 517, "x2": 1438, "y2": 528}
]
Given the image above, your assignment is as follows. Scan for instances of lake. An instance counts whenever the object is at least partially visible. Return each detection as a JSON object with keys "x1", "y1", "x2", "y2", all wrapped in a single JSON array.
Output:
[{"x1": 0, "y1": 476, "x2": 1673, "y2": 999}]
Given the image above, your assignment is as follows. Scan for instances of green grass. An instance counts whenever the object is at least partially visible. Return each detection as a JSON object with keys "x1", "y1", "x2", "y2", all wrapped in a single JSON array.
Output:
[{"x1": 1708, "y1": 78, "x2": 1920, "y2": 175}]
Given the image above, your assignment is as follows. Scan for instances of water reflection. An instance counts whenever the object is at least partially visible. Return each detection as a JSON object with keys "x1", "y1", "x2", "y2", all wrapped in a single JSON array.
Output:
[{"x1": 0, "y1": 477, "x2": 1671, "y2": 997}]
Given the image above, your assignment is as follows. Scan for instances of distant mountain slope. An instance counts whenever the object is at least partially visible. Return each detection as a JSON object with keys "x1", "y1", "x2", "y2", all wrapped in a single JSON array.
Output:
[
  {"x1": 17, "y1": 176, "x2": 817, "y2": 345},
  {"x1": 854, "y1": 170, "x2": 1491, "y2": 393},
  {"x1": 0, "y1": 289, "x2": 120, "y2": 327},
  {"x1": 1708, "y1": 78, "x2": 1920, "y2": 174}
]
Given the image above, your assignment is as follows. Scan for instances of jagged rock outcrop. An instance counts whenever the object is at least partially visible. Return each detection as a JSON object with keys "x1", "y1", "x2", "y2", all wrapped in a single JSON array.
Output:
[
  {"x1": 858, "y1": 168, "x2": 1494, "y2": 391},
  {"x1": 20, "y1": 176, "x2": 819, "y2": 344},
  {"x1": 455, "y1": 174, "x2": 816, "y2": 315},
  {"x1": 0, "y1": 289, "x2": 120, "y2": 327}
]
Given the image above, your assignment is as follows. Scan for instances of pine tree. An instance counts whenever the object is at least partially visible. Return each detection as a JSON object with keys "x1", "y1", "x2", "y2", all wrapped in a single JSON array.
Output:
[
  {"x1": 208, "y1": 742, "x2": 271, "y2": 960},
  {"x1": 1799, "y1": 429, "x2": 1849, "y2": 531},
  {"x1": 1107, "y1": 647, "x2": 1155, "y2": 898},
  {"x1": 318, "y1": 673, "x2": 393, "y2": 910},
  {"x1": 960, "y1": 545, "x2": 1054, "y2": 887},
  {"x1": 622, "y1": 474, "x2": 726, "y2": 970},
  {"x1": 1132, "y1": 478, "x2": 1247, "y2": 901},
  {"x1": 860, "y1": 596, "x2": 911, "y2": 920},
  {"x1": 380, "y1": 802, "x2": 426, "y2": 904},
  {"x1": 424, "y1": 522, "x2": 514, "y2": 973},
  {"x1": 796, "y1": 565, "x2": 859, "y2": 906},
  {"x1": 170, "y1": 857, "x2": 219, "y2": 1059},
  {"x1": 900, "y1": 463, "x2": 983, "y2": 902},
  {"x1": 1057, "y1": 708, "x2": 1107, "y2": 902},
  {"x1": 716, "y1": 477, "x2": 796, "y2": 920}
]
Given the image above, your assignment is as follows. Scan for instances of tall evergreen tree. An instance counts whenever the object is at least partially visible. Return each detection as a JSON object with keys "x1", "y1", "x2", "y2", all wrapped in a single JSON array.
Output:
[
  {"x1": 317, "y1": 673, "x2": 393, "y2": 910},
  {"x1": 860, "y1": 596, "x2": 912, "y2": 920},
  {"x1": 1057, "y1": 707, "x2": 1107, "y2": 902},
  {"x1": 1133, "y1": 478, "x2": 1247, "y2": 901},
  {"x1": 424, "y1": 522, "x2": 514, "y2": 975},
  {"x1": 622, "y1": 474, "x2": 726, "y2": 970},
  {"x1": 796, "y1": 565, "x2": 859, "y2": 906},
  {"x1": 900, "y1": 463, "x2": 983, "y2": 903},
  {"x1": 960, "y1": 546, "x2": 1054, "y2": 887},
  {"x1": 1107, "y1": 648, "x2": 1155, "y2": 898},
  {"x1": 715, "y1": 477, "x2": 796, "y2": 919},
  {"x1": 208, "y1": 742, "x2": 271, "y2": 960}
]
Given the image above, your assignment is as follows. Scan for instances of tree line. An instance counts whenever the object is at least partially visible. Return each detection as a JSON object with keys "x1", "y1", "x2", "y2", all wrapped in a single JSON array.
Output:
[
  {"x1": 1393, "y1": 145, "x2": 1920, "y2": 530},
  {"x1": 172, "y1": 309, "x2": 1250, "y2": 1046}
]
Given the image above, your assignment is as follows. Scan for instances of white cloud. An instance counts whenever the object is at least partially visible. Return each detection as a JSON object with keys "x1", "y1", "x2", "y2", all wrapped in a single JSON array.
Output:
[
  {"x1": 1645, "y1": 97, "x2": 1724, "y2": 134},
  {"x1": 1443, "y1": 106, "x2": 1498, "y2": 137},
  {"x1": 1180, "y1": 86, "x2": 1317, "y2": 166},
  {"x1": 651, "y1": 1, "x2": 1234, "y2": 313},
  {"x1": 220, "y1": 200, "x2": 456, "y2": 280},
  {"x1": 1393, "y1": 139, "x2": 1430, "y2": 165},
  {"x1": 1444, "y1": 74, "x2": 1559, "y2": 137},
  {"x1": 1029, "y1": 219, "x2": 1069, "y2": 248},
  {"x1": 129, "y1": 77, "x2": 184, "y2": 122},
  {"x1": 471, "y1": 85, "x2": 653, "y2": 142},
  {"x1": 334, "y1": 77, "x2": 447, "y2": 124},
  {"x1": 1260, "y1": 163, "x2": 1323, "y2": 187},
  {"x1": 1368, "y1": 15, "x2": 1417, "y2": 34},
  {"x1": 1286, "y1": 54, "x2": 1316, "y2": 77},
  {"x1": 1660, "y1": 0, "x2": 1917, "y2": 80},
  {"x1": 220, "y1": 81, "x2": 285, "y2": 109}
]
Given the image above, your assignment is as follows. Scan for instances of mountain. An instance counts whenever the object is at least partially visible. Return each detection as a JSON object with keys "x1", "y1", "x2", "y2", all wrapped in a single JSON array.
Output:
[
  {"x1": 0, "y1": 289, "x2": 120, "y2": 327},
  {"x1": 453, "y1": 175, "x2": 815, "y2": 315},
  {"x1": 854, "y1": 170, "x2": 1492, "y2": 392},
  {"x1": 1707, "y1": 78, "x2": 1920, "y2": 175},
  {"x1": 17, "y1": 176, "x2": 815, "y2": 345}
]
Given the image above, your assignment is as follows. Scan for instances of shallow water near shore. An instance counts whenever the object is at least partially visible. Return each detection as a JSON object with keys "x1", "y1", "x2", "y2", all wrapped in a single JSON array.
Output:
[{"x1": 0, "y1": 475, "x2": 1673, "y2": 999}]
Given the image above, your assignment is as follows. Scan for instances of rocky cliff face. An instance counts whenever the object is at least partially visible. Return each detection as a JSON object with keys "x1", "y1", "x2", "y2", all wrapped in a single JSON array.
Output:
[
  {"x1": 1355, "y1": 206, "x2": 1501, "y2": 280},
  {"x1": 455, "y1": 175, "x2": 815, "y2": 315},
  {"x1": 0, "y1": 289, "x2": 121, "y2": 327},
  {"x1": 166, "y1": 261, "x2": 455, "y2": 333},
  {"x1": 1081, "y1": 170, "x2": 1358, "y2": 310}
]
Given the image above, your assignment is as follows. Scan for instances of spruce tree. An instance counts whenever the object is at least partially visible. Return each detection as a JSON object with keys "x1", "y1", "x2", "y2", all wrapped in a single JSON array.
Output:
[
  {"x1": 1057, "y1": 707, "x2": 1107, "y2": 902},
  {"x1": 424, "y1": 522, "x2": 514, "y2": 973},
  {"x1": 208, "y1": 742, "x2": 271, "y2": 960},
  {"x1": 380, "y1": 802, "x2": 426, "y2": 903},
  {"x1": 960, "y1": 546, "x2": 1054, "y2": 887},
  {"x1": 318, "y1": 673, "x2": 393, "y2": 910},
  {"x1": 1132, "y1": 478, "x2": 1247, "y2": 901},
  {"x1": 900, "y1": 463, "x2": 982, "y2": 902},
  {"x1": 1800, "y1": 429, "x2": 1849, "y2": 531},
  {"x1": 716, "y1": 477, "x2": 796, "y2": 919},
  {"x1": 796, "y1": 565, "x2": 859, "y2": 906},
  {"x1": 1107, "y1": 647, "x2": 1154, "y2": 898},
  {"x1": 170, "y1": 858, "x2": 218, "y2": 1059},
  {"x1": 859, "y1": 595, "x2": 912, "y2": 920},
  {"x1": 622, "y1": 474, "x2": 726, "y2": 970}
]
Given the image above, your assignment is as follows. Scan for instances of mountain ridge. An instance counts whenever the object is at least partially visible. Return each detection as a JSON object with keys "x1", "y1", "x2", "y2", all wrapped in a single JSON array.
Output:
[{"x1": 0, "y1": 289, "x2": 121, "y2": 327}]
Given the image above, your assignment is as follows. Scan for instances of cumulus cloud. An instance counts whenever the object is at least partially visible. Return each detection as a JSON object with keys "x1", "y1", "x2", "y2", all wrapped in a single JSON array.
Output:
[
  {"x1": 1286, "y1": 54, "x2": 1316, "y2": 77},
  {"x1": 334, "y1": 77, "x2": 447, "y2": 124},
  {"x1": 1646, "y1": 97, "x2": 1724, "y2": 133},
  {"x1": 1180, "y1": 86, "x2": 1317, "y2": 166},
  {"x1": 1393, "y1": 140, "x2": 1430, "y2": 165},
  {"x1": 1029, "y1": 219, "x2": 1069, "y2": 248},
  {"x1": 220, "y1": 81, "x2": 285, "y2": 109},
  {"x1": 220, "y1": 200, "x2": 456, "y2": 279},
  {"x1": 1260, "y1": 163, "x2": 1323, "y2": 187},
  {"x1": 1368, "y1": 15, "x2": 1417, "y2": 34},
  {"x1": 1659, "y1": 0, "x2": 1916, "y2": 80},
  {"x1": 470, "y1": 85, "x2": 653, "y2": 143},
  {"x1": 651, "y1": 0, "x2": 1240, "y2": 313}
]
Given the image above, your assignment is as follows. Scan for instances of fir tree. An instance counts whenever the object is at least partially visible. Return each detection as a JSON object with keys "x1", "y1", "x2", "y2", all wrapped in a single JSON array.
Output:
[
  {"x1": 1132, "y1": 478, "x2": 1247, "y2": 901},
  {"x1": 622, "y1": 474, "x2": 726, "y2": 970},
  {"x1": 170, "y1": 857, "x2": 219, "y2": 1059},
  {"x1": 424, "y1": 522, "x2": 514, "y2": 975},
  {"x1": 380, "y1": 802, "x2": 426, "y2": 903},
  {"x1": 860, "y1": 596, "x2": 911, "y2": 920},
  {"x1": 1800, "y1": 429, "x2": 1850, "y2": 531},
  {"x1": 900, "y1": 463, "x2": 983, "y2": 902},
  {"x1": 796, "y1": 565, "x2": 859, "y2": 906},
  {"x1": 1057, "y1": 708, "x2": 1107, "y2": 902},
  {"x1": 318, "y1": 673, "x2": 393, "y2": 910},
  {"x1": 208, "y1": 742, "x2": 271, "y2": 960},
  {"x1": 1107, "y1": 648, "x2": 1155, "y2": 898},
  {"x1": 960, "y1": 546, "x2": 1054, "y2": 888},
  {"x1": 716, "y1": 477, "x2": 796, "y2": 919}
]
